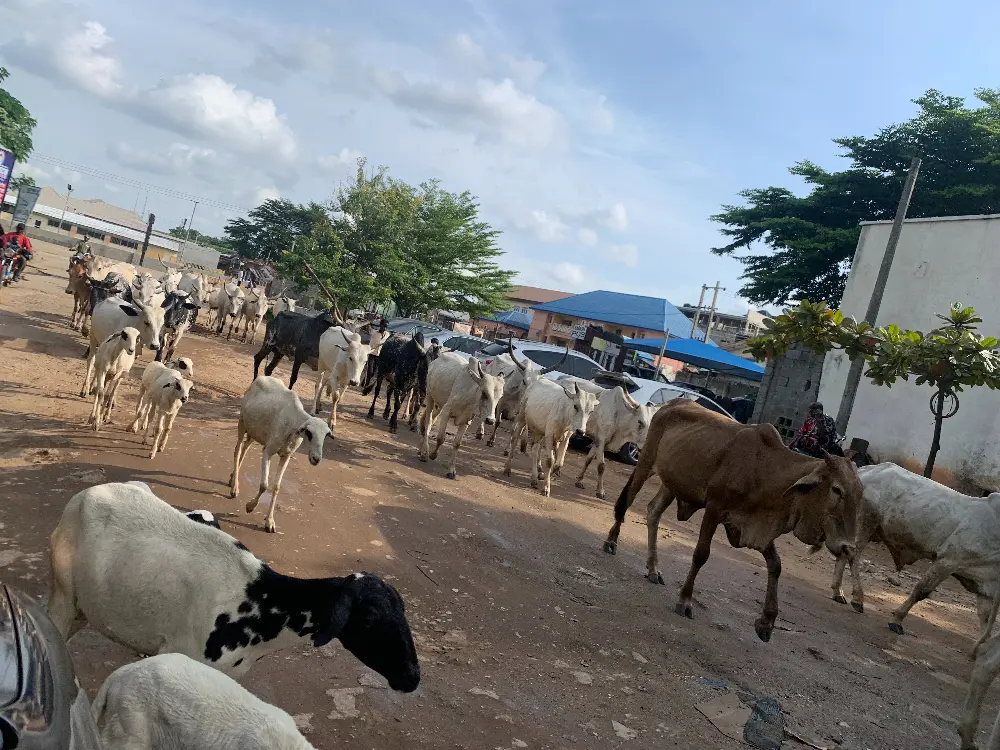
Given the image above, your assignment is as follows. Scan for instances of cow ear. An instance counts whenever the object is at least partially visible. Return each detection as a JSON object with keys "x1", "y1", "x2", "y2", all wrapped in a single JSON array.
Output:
[
  {"x1": 784, "y1": 467, "x2": 826, "y2": 495},
  {"x1": 183, "y1": 302, "x2": 199, "y2": 309},
  {"x1": 119, "y1": 304, "x2": 139, "y2": 317},
  {"x1": 120, "y1": 330, "x2": 128, "y2": 340},
  {"x1": 160, "y1": 296, "x2": 172, "y2": 308}
]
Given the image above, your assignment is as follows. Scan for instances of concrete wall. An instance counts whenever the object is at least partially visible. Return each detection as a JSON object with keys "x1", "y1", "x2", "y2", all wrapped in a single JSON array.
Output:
[
  {"x1": 818, "y1": 214, "x2": 1000, "y2": 490},
  {"x1": 752, "y1": 345, "x2": 825, "y2": 439}
]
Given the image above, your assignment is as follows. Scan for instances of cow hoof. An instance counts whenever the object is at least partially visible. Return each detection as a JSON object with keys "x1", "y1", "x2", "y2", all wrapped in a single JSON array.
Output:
[
  {"x1": 754, "y1": 622, "x2": 773, "y2": 643},
  {"x1": 486, "y1": 439, "x2": 495, "y2": 447},
  {"x1": 603, "y1": 541, "x2": 617, "y2": 555},
  {"x1": 264, "y1": 522, "x2": 276, "y2": 533},
  {"x1": 851, "y1": 601, "x2": 864, "y2": 614},
  {"x1": 446, "y1": 471, "x2": 457, "y2": 480},
  {"x1": 410, "y1": 424, "x2": 417, "y2": 432},
  {"x1": 675, "y1": 602, "x2": 693, "y2": 619},
  {"x1": 503, "y1": 468, "x2": 512, "y2": 477},
  {"x1": 552, "y1": 467, "x2": 561, "y2": 477},
  {"x1": 596, "y1": 490, "x2": 606, "y2": 500},
  {"x1": 888, "y1": 622, "x2": 904, "y2": 635},
  {"x1": 574, "y1": 481, "x2": 586, "y2": 489},
  {"x1": 832, "y1": 594, "x2": 847, "y2": 605},
  {"x1": 647, "y1": 571, "x2": 665, "y2": 585},
  {"x1": 229, "y1": 488, "x2": 238, "y2": 499},
  {"x1": 366, "y1": 412, "x2": 374, "y2": 420},
  {"x1": 503, "y1": 449, "x2": 510, "y2": 457},
  {"x1": 245, "y1": 501, "x2": 258, "y2": 514},
  {"x1": 475, "y1": 433, "x2": 483, "y2": 441},
  {"x1": 419, "y1": 455, "x2": 427, "y2": 463},
  {"x1": 78, "y1": 391, "x2": 86, "y2": 398}
]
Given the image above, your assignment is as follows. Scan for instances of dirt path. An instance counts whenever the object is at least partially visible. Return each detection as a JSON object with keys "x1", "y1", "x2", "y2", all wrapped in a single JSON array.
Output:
[{"x1": 0, "y1": 241, "x2": 995, "y2": 749}]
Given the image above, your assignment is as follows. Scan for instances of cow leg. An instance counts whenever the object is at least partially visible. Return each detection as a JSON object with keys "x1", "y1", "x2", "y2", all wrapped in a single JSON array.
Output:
[
  {"x1": 229, "y1": 429, "x2": 251, "y2": 498},
  {"x1": 552, "y1": 433, "x2": 570, "y2": 477},
  {"x1": 831, "y1": 554, "x2": 850, "y2": 605},
  {"x1": 645, "y1": 487, "x2": 673, "y2": 584},
  {"x1": 312, "y1": 372, "x2": 325, "y2": 416},
  {"x1": 429, "y1": 407, "x2": 451, "y2": 462},
  {"x1": 539, "y1": 431, "x2": 557, "y2": 497},
  {"x1": 148, "y1": 414, "x2": 167, "y2": 459},
  {"x1": 604, "y1": 449, "x2": 658, "y2": 555},
  {"x1": 408, "y1": 389, "x2": 421, "y2": 431},
  {"x1": 141, "y1": 406, "x2": 158, "y2": 445},
  {"x1": 972, "y1": 593, "x2": 1000, "y2": 659},
  {"x1": 253, "y1": 346, "x2": 274, "y2": 379},
  {"x1": 486, "y1": 416, "x2": 502, "y2": 448},
  {"x1": 444, "y1": 420, "x2": 471, "y2": 480},
  {"x1": 475, "y1": 417, "x2": 484, "y2": 440},
  {"x1": 958, "y1": 634, "x2": 1000, "y2": 749},
  {"x1": 752, "y1": 541, "x2": 783, "y2": 643},
  {"x1": 418, "y1": 399, "x2": 435, "y2": 462},
  {"x1": 383, "y1": 383, "x2": 394, "y2": 421},
  {"x1": 153, "y1": 412, "x2": 179, "y2": 456},
  {"x1": 80, "y1": 351, "x2": 97, "y2": 398},
  {"x1": 246, "y1": 451, "x2": 273, "y2": 515},
  {"x1": 888, "y1": 559, "x2": 959, "y2": 635},
  {"x1": 389, "y1": 387, "x2": 403, "y2": 433},
  {"x1": 367, "y1": 377, "x2": 383, "y2": 419},
  {"x1": 88, "y1": 373, "x2": 106, "y2": 429},
  {"x1": 287, "y1": 358, "x2": 303, "y2": 389},
  {"x1": 676, "y1": 509, "x2": 720, "y2": 620},
  {"x1": 503, "y1": 416, "x2": 524, "y2": 476},
  {"x1": 575, "y1": 442, "x2": 600, "y2": 490},
  {"x1": 263, "y1": 452, "x2": 294, "y2": 534},
  {"x1": 329, "y1": 387, "x2": 343, "y2": 429}
]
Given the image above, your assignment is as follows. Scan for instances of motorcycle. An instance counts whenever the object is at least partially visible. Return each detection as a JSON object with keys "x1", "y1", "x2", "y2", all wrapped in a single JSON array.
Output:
[{"x1": 0, "y1": 241, "x2": 18, "y2": 288}]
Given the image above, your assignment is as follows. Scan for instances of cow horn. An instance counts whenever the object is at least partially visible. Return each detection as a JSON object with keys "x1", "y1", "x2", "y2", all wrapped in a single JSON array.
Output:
[
  {"x1": 540, "y1": 345, "x2": 570, "y2": 375},
  {"x1": 506, "y1": 336, "x2": 528, "y2": 373},
  {"x1": 623, "y1": 390, "x2": 642, "y2": 410},
  {"x1": 158, "y1": 257, "x2": 170, "y2": 270}
]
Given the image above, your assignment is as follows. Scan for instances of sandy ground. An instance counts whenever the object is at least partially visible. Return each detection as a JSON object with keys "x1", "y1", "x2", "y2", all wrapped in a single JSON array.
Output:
[{"x1": 1, "y1": 241, "x2": 997, "y2": 750}]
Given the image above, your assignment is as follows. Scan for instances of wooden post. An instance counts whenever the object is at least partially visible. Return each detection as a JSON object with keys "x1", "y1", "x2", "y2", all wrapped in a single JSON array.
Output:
[
  {"x1": 835, "y1": 157, "x2": 921, "y2": 434},
  {"x1": 138, "y1": 212, "x2": 155, "y2": 266}
]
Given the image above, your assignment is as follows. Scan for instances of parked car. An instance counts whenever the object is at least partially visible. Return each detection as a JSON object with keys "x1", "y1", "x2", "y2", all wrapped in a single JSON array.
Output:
[
  {"x1": 435, "y1": 331, "x2": 492, "y2": 360},
  {"x1": 565, "y1": 370, "x2": 735, "y2": 464},
  {"x1": 386, "y1": 318, "x2": 445, "y2": 338},
  {"x1": 477, "y1": 340, "x2": 602, "y2": 381},
  {"x1": 0, "y1": 583, "x2": 102, "y2": 748}
]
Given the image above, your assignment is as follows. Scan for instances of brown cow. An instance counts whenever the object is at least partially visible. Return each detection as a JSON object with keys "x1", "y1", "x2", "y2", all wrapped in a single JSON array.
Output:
[
  {"x1": 603, "y1": 400, "x2": 863, "y2": 642},
  {"x1": 66, "y1": 259, "x2": 91, "y2": 331}
]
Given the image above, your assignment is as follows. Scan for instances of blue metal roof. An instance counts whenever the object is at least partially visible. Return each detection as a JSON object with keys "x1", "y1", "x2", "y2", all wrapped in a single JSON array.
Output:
[
  {"x1": 624, "y1": 336, "x2": 765, "y2": 381},
  {"x1": 532, "y1": 290, "x2": 693, "y2": 338},
  {"x1": 486, "y1": 310, "x2": 532, "y2": 329}
]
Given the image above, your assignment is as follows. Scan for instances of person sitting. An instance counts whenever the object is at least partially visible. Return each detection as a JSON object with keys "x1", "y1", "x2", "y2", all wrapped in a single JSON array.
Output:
[{"x1": 789, "y1": 402, "x2": 844, "y2": 457}]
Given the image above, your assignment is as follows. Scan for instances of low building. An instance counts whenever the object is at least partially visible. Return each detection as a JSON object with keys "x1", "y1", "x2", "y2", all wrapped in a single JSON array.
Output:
[
  {"x1": 471, "y1": 285, "x2": 572, "y2": 339},
  {"x1": 818, "y1": 212, "x2": 1000, "y2": 490},
  {"x1": 677, "y1": 304, "x2": 769, "y2": 345}
]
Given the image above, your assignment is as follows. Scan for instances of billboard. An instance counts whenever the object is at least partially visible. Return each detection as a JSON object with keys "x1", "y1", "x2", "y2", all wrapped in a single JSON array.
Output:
[
  {"x1": 0, "y1": 148, "x2": 14, "y2": 207},
  {"x1": 11, "y1": 185, "x2": 41, "y2": 225}
]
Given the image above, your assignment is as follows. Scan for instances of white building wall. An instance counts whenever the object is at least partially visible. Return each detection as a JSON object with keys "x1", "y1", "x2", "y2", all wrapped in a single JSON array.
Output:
[{"x1": 818, "y1": 214, "x2": 1000, "y2": 489}]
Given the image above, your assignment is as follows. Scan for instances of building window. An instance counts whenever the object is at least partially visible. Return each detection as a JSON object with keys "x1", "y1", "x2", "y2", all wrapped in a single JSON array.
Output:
[
  {"x1": 110, "y1": 236, "x2": 139, "y2": 250},
  {"x1": 81, "y1": 228, "x2": 106, "y2": 240},
  {"x1": 33, "y1": 219, "x2": 41, "y2": 228},
  {"x1": 47, "y1": 219, "x2": 60, "y2": 228}
]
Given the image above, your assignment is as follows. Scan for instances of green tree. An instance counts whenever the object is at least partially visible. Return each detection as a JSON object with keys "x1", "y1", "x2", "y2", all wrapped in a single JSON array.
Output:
[
  {"x1": 224, "y1": 199, "x2": 322, "y2": 262},
  {"x1": 713, "y1": 90, "x2": 1000, "y2": 306},
  {"x1": 750, "y1": 301, "x2": 1000, "y2": 476},
  {"x1": 167, "y1": 224, "x2": 231, "y2": 252},
  {"x1": 0, "y1": 67, "x2": 36, "y2": 161},
  {"x1": 10, "y1": 174, "x2": 35, "y2": 191}
]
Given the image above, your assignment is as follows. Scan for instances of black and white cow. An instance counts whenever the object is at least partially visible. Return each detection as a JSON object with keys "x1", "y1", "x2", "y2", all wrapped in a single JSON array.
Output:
[{"x1": 252, "y1": 307, "x2": 346, "y2": 389}]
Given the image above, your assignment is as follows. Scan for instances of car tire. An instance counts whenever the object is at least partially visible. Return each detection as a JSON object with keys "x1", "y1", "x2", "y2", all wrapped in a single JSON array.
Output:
[{"x1": 618, "y1": 443, "x2": 639, "y2": 465}]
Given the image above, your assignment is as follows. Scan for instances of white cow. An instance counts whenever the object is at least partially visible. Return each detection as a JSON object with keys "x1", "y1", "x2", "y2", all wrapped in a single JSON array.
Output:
[
  {"x1": 84, "y1": 328, "x2": 139, "y2": 429},
  {"x1": 419, "y1": 353, "x2": 504, "y2": 480},
  {"x1": 86, "y1": 257, "x2": 137, "y2": 285},
  {"x1": 237, "y1": 286, "x2": 270, "y2": 344},
  {"x1": 829, "y1": 463, "x2": 1000, "y2": 649},
  {"x1": 132, "y1": 272, "x2": 165, "y2": 307},
  {"x1": 178, "y1": 272, "x2": 210, "y2": 307},
  {"x1": 83, "y1": 297, "x2": 167, "y2": 398},
  {"x1": 215, "y1": 282, "x2": 246, "y2": 338},
  {"x1": 128, "y1": 358, "x2": 194, "y2": 434},
  {"x1": 159, "y1": 263, "x2": 183, "y2": 294},
  {"x1": 230, "y1": 376, "x2": 332, "y2": 533},
  {"x1": 312, "y1": 327, "x2": 371, "y2": 427},
  {"x1": 503, "y1": 378, "x2": 598, "y2": 496},
  {"x1": 271, "y1": 295, "x2": 297, "y2": 317},
  {"x1": 568, "y1": 384, "x2": 654, "y2": 499},
  {"x1": 140, "y1": 370, "x2": 193, "y2": 459}
]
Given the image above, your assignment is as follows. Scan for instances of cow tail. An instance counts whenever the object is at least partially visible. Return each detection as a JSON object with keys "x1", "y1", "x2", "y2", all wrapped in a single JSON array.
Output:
[{"x1": 613, "y1": 474, "x2": 634, "y2": 523}]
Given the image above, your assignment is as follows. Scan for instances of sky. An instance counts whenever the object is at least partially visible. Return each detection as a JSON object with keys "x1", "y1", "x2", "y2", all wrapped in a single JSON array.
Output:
[{"x1": 2, "y1": 0, "x2": 1000, "y2": 315}]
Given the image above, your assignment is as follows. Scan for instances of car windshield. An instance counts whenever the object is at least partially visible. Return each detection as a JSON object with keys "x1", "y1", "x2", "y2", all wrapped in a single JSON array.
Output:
[
  {"x1": 592, "y1": 373, "x2": 638, "y2": 393},
  {"x1": 481, "y1": 343, "x2": 509, "y2": 357}
]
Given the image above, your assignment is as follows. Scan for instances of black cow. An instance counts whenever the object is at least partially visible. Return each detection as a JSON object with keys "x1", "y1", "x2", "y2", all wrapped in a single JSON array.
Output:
[
  {"x1": 362, "y1": 334, "x2": 441, "y2": 433},
  {"x1": 252, "y1": 307, "x2": 345, "y2": 388},
  {"x1": 156, "y1": 292, "x2": 201, "y2": 363},
  {"x1": 88, "y1": 272, "x2": 132, "y2": 317}
]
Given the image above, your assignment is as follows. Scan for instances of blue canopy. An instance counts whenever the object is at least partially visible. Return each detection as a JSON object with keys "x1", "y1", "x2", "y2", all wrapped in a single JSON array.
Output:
[
  {"x1": 623, "y1": 336, "x2": 765, "y2": 381},
  {"x1": 486, "y1": 310, "x2": 532, "y2": 330}
]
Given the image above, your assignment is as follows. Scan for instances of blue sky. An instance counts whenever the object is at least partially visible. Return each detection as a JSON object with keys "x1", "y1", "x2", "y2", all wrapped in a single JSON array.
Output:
[{"x1": 2, "y1": 0, "x2": 998, "y2": 313}]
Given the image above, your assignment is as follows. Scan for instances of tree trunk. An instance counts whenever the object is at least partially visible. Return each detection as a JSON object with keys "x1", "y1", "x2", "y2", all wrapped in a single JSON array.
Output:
[{"x1": 923, "y1": 389, "x2": 946, "y2": 478}]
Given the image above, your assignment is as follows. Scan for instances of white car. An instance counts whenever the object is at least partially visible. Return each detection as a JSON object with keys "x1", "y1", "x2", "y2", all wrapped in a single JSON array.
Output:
[
  {"x1": 434, "y1": 331, "x2": 492, "y2": 361},
  {"x1": 477, "y1": 340, "x2": 602, "y2": 381}
]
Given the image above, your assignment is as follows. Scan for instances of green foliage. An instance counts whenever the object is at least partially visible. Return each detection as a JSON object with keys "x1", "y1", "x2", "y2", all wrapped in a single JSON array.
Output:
[
  {"x1": 10, "y1": 174, "x2": 35, "y2": 190},
  {"x1": 224, "y1": 200, "x2": 321, "y2": 262},
  {"x1": 0, "y1": 67, "x2": 36, "y2": 161},
  {"x1": 713, "y1": 89, "x2": 1000, "y2": 305},
  {"x1": 272, "y1": 159, "x2": 514, "y2": 318},
  {"x1": 167, "y1": 224, "x2": 231, "y2": 252}
]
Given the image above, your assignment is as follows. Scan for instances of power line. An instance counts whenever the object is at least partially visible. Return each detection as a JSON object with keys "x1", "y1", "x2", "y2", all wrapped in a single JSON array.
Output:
[{"x1": 29, "y1": 153, "x2": 252, "y2": 214}]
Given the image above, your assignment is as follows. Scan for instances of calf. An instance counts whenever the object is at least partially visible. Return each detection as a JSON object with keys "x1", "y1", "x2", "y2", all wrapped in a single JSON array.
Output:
[
  {"x1": 47, "y1": 481, "x2": 420, "y2": 689},
  {"x1": 828, "y1": 463, "x2": 1000, "y2": 647},
  {"x1": 312, "y1": 326, "x2": 371, "y2": 428},
  {"x1": 230, "y1": 376, "x2": 332, "y2": 533},
  {"x1": 178, "y1": 272, "x2": 209, "y2": 325},
  {"x1": 363, "y1": 333, "x2": 430, "y2": 433},
  {"x1": 237, "y1": 286, "x2": 270, "y2": 344},
  {"x1": 503, "y1": 378, "x2": 598, "y2": 497},
  {"x1": 420, "y1": 353, "x2": 504, "y2": 479},
  {"x1": 93, "y1": 653, "x2": 316, "y2": 750},
  {"x1": 604, "y1": 399, "x2": 862, "y2": 643},
  {"x1": 83, "y1": 328, "x2": 140, "y2": 429},
  {"x1": 140, "y1": 370, "x2": 193, "y2": 459},
  {"x1": 253, "y1": 307, "x2": 345, "y2": 389},
  {"x1": 156, "y1": 291, "x2": 200, "y2": 363},
  {"x1": 572, "y1": 385, "x2": 654, "y2": 499},
  {"x1": 129, "y1": 357, "x2": 195, "y2": 434}
]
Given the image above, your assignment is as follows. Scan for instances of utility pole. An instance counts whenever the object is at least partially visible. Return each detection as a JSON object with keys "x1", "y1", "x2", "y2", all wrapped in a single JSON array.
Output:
[
  {"x1": 139, "y1": 213, "x2": 155, "y2": 266},
  {"x1": 689, "y1": 285, "x2": 708, "y2": 337},
  {"x1": 655, "y1": 329, "x2": 671, "y2": 380},
  {"x1": 178, "y1": 201, "x2": 198, "y2": 262},
  {"x1": 59, "y1": 184, "x2": 73, "y2": 234},
  {"x1": 835, "y1": 157, "x2": 921, "y2": 434},
  {"x1": 702, "y1": 281, "x2": 725, "y2": 343}
]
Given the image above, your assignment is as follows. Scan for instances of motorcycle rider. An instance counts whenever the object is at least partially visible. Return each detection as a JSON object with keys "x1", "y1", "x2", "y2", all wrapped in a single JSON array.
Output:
[
  {"x1": 2, "y1": 223, "x2": 33, "y2": 282},
  {"x1": 789, "y1": 402, "x2": 844, "y2": 457}
]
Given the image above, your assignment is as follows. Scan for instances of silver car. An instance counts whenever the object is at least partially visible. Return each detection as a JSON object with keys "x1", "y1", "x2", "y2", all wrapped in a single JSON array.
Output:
[{"x1": 0, "y1": 583, "x2": 102, "y2": 749}]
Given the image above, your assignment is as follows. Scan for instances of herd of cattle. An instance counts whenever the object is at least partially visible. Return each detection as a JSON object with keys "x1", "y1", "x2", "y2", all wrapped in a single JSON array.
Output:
[{"x1": 19, "y1": 252, "x2": 1000, "y2": 748}]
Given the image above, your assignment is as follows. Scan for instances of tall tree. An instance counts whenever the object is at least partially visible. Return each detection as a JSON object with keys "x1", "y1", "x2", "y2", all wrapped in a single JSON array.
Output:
[
  {"x1": 10, "y1": 174, "x2": 35, "y2": 190},
  {"x1": 713, "y1": 90, "x2": 1000, "y2": 306},
  {"x1": 0, "y1": 67, "x2": 36, "y2": 161},
  {"x1": 224, "y1": 199, "x2": 323, "y2": 262},
  {"x1": 167, "y1": 224, "x2": 231, "y2": 252}
]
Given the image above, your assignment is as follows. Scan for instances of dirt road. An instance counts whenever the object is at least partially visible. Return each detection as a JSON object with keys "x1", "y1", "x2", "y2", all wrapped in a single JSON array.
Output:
[{"x1": 0, "y1": 241, "x2": 994, "y2": 749}]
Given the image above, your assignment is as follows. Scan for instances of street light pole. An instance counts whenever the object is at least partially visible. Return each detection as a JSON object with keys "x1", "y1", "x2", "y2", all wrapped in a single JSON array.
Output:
[
  {"x1": 59, "y1": 184, "x2": 73, "y2": 235},
  {"x1": 178, "y1": 201, "x2": 198, "y2": 262}
]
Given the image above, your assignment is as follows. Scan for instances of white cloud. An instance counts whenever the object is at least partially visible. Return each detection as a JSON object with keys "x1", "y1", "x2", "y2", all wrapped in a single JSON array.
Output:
[
  {"x1": 610, "y1": 244, "x2": 639, "y2": 268},
  {"x1": 11, "y1": 162, "x2": 50, "y2": 182},
  {"x1": 504, "y1": 55, "x2": 546, "y2": 87},
  {"x1": 449, "y1": 33, "x2": 487, "y2": 68},
  {"x1": 253, "y1": 186, "x2": 281, "y2": 204},
  {"x1": 600, "y1": 202, "x2": 629, "y2": 232},
  {"x1": 578, "y1": 228, "x2": 598, "y2": 246},
  {"x1": 550, "y1": 261, "x2": 586, "y2": 286},
  {"x1": 317, "y1": 148, "x2": 364, "y2": 172},
  {"x1": 108, "y1": 142, "x2": 218, "y2": 177},
  {"x1": 129, "y1": 75, "x2": 297, "y2": 159},
  {"x1": 517, "y1": 210, "x2": 568, "y2": 243},
  {"x1": 590, "y1": 94, "x2": 614, "y2": 134}
]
